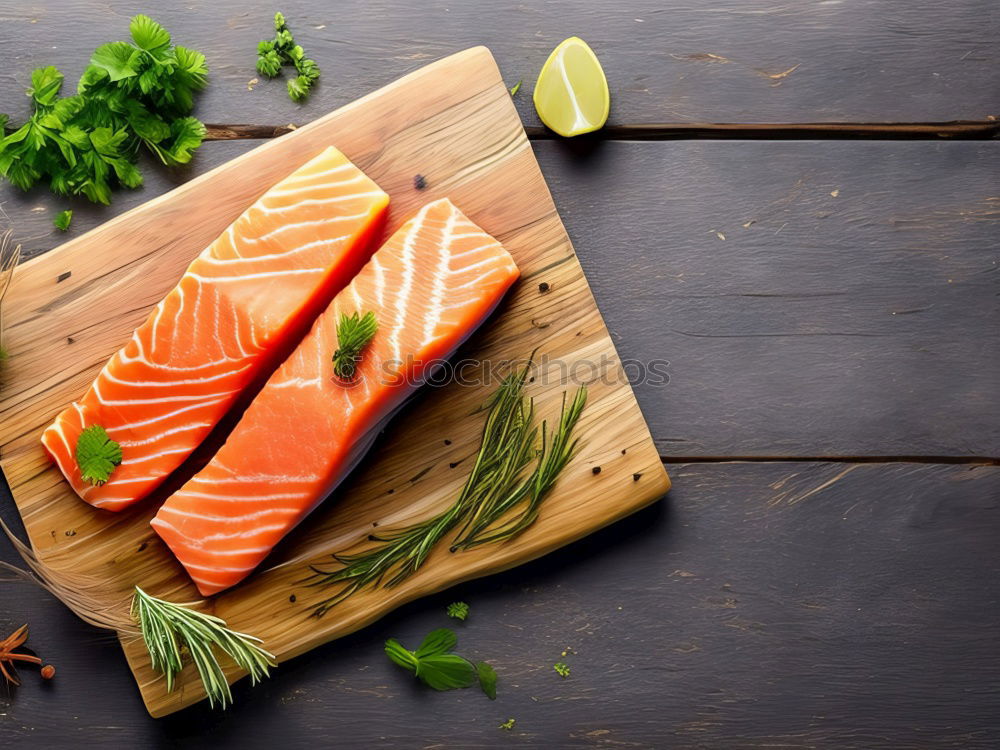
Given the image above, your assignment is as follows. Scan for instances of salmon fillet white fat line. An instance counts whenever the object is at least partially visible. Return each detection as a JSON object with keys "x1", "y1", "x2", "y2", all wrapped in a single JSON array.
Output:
[
  {"x1": 42, "y1": 147, "x2": 389, "y2": 511},
  {"x1": 152, "y1": 198, "x2": 521, "y2": 596}
]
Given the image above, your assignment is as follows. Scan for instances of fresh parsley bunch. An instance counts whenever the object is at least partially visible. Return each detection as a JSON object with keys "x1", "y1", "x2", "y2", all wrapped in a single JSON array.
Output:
[
  {"x1": 256, "y1": 12, "x2": 321, "y2": 102},
  {"x1": 0, "y1": 15, "x2": 207, "y2": 204}
]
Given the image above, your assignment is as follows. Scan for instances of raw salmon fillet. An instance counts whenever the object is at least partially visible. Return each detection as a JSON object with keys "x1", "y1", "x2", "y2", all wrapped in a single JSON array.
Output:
[
  {"x1": 152, "y1": 198, "x2": 520, "y2": 595},
  {"x1": 42, "y1": 147, "x2": 389, "y2": 511}
]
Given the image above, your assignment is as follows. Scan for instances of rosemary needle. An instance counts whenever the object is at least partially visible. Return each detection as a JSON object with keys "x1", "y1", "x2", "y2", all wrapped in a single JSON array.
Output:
[
  {"x1": 132, "y1": 586, "x2": 275, "y2": 709},
  {"x1": 307, "y1": 365, "x2": 587, "y2": 616}
]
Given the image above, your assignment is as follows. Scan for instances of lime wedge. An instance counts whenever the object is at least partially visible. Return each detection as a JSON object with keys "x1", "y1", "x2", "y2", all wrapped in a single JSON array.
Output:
[{"x1": 533, "y1": 37, "x2": 610, "y2": 137}]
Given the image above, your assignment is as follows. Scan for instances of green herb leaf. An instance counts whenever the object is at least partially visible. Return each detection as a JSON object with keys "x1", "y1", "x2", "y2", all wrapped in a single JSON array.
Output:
[
  {"x1": 499, "y1": 718, "x2": 516, "y2": 730},
  {"x1": 416, "y1": 653, "x2": 478, "y2": 691},
  {"x1": 476, "y1": 661, "x2": 497, "y2": 699},
  {"x1": 75, "y1": 424, "x2": 122, "y2": 485},
  {"x1": 89, "y1": 42, "x2": 139, "y2": 82},
  {"x1": 164, "y1": 116, "x2": 205, "y2": 165},
  {"x1": 286, "y1": 75, "x2": 312, "y2": 102},
  {"x1": 553, "y1": 661, "x2": 570, "y2": 678},
  {"x1": 130, "y1": 15, "x2": 172, "y2": 54},
  {"x1": 332, "y1": 310, "x2": 378, "y2": 380},
  {"x1": 256, "y1": 50, "x2": 282, "y2": 78},
  {"x1": 53, "y1": 210, "x2": 73, "y2": 231},
  {"x1": 384, "y1": 629, "x2": 487, "y2": 694},
  {"x1": 415, "y1": 628, "x2": 457, "y2": 658},
  {"x1": 132, "y1": 586, "x2": 275, "y2": 709},
  {"x1": 509, "y1": 80, "x2": 522, "y2": 96},
  {"x1": 446, "y1": 601, "x2": 469, "y2": 621}
]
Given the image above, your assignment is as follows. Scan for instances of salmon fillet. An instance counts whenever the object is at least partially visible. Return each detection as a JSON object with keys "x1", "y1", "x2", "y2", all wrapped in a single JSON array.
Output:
[
  {"x1": 42, "y1": 147, "x2": 389, "y2": 511},
  {"x1": 152, "y1": 198, "x2": 520, "y2": 595}
]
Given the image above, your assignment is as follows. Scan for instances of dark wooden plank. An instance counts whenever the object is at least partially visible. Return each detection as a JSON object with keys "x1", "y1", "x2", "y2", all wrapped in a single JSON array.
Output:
[
  {"x1": 2, "y1": 461, "x2": 998, "y2": 746},
  {"x1": 536, "y1": 140, "x2": 1000, "y2": 458},
  {"x1": 0, "y1": 0, "x2": 996, "y2": 131},
  {"x1": 5, "y1": 139, "x2": 997, "y2": 457}
]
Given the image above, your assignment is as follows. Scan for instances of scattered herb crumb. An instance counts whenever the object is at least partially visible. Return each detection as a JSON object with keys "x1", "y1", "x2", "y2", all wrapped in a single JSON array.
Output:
[
  {"x1": 508, "y1": 80, "x2": 522, "y2": 96},
  {"x1": 414, "y1": 174, "x2": 427, "y2": 190},
  {"x1": 499, "y1": 718, "x2": 516, "y2": 730},
  {"x1": 538, "y1": 282, "x2": 550, "y2": 293},
  {"x1": 554, "y1": 661, "x2": 570, "y2": 678},
  {"x1": 447, "y1": 601, "x2": 469, "y2": 621},
  {"x1": 632, "y1": 472, "x2": 642, "y2": 481},
  {"x1": 53, "y1": 210, "x2": 73, "y2": 232}
]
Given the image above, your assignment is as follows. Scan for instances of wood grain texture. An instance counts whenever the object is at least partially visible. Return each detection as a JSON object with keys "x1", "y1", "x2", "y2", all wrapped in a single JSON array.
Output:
[
  {"x1": 4, "y1": 140, "x2": 998, "y2": 459},
  {"x1": 539, "y1": 140, "x2": 1000, "y2": 459},
  {"x1": 0, "y1": 0, "x2": 996, "y2": 131},
  {"x1": 3, "y1": 461, "x2": 998, "y2": 747},
  {"x1": 0, "y1": 48, "x2": 669, "y2": 716}
]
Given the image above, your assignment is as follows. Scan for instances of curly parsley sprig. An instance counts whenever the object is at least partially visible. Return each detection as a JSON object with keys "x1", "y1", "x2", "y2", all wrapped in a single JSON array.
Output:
[{"x1": 256, "y1": 12, "x2": 321, "y2": 102}]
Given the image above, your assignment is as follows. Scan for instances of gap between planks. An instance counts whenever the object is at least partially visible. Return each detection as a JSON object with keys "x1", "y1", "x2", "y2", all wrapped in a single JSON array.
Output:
[
  {"x1": 662, "y1": 455, "x2": 1000, "y2": 466},
  {"x1": 204, "y1": 120, "x2": 1000, "y2": 142}
]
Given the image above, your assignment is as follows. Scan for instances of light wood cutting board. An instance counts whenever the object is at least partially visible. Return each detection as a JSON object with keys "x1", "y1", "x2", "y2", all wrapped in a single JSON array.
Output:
[{"x1": 0, "y1": 47, "x2": 669, "y2": 716}]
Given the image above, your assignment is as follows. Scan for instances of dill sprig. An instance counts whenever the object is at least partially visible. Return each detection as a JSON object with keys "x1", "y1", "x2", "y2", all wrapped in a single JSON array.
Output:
[
  {"x1": 0, "y1": 229, "x2": 20, "y2": 364},
  {"x1": 131, "y1": 586, "x2": 275, "y2": 709},
  {"x1": 332, "y1": 310, "x2": 378, "y2": 380},
  {"x1": 307, "y1": 365, "x2": 587, "y2": 616}
]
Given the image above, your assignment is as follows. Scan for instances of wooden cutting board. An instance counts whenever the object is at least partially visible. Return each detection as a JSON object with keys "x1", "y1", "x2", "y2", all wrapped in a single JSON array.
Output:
[{"x1": 0, "y1": 47, "x2": 669, "y2": 716}]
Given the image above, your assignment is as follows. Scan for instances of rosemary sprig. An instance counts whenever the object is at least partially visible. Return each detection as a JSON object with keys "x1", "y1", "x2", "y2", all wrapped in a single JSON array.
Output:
[
  {"x1": 0, "y1": 229, "x2": 21, "y2": 364},
  {"x1": 131, "y1": 586, "x2": 275, "y2": 709},
  {"x1": 332, "y1": 310, "x2": 378, "y2": 380},
  {"x1": 307, "y1": 365, "x2": 587, "y2": 616},
  {"x1": 452, "y1": 387, "x2": 588, "y2": 550}
]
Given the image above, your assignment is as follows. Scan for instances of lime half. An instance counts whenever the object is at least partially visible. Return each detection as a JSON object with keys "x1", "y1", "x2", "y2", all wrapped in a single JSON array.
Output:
[{"x1": 533, "y1": 37, "x2": 610, "y2": 137}]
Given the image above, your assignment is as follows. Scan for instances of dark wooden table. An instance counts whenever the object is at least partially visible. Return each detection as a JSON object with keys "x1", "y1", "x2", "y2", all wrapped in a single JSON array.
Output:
[{"x1": 2, "y1": 2, "x2": 998, "y2": 747}]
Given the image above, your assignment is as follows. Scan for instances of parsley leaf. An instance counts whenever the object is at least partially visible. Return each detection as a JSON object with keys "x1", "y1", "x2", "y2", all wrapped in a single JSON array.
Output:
[
  {"x1": 53, "y1": 210, "x2": 73, "y2": 231},
  {"x1": 446, "y1": 601, "x2": 469, "y2": 621},
  {"x1": 75, "y1": 425, "x2": 122, "y2": 486},
  {"x1": 384, "y1": 628, "x2": 495, "y2": 697},
  {"x1": 554, "y1": 661, "x2": 570, "y2": 678},
  {"x1": 332, "y1": 311, "x2": 377, "y2": 380},
  {"x1": 130, "y1": 15, "x2": 172, "y2": 54}
]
